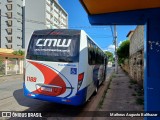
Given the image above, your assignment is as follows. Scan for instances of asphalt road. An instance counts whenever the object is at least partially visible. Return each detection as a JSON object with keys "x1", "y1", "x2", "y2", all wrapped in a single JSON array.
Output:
[{"x1": 0, "y1": 67, "x2": 113, "y2": 119}]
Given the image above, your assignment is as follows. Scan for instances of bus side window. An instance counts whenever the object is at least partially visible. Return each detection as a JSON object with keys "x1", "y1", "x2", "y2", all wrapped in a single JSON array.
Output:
[
  {"x1": 88, "y1": 37, "x2": 94, "y2": 65},
  {"x1": 88, "y1": 50, "x2": 92, "y2": 65},
  {"x1": 97, "y1": 50, "x2": 101, "y2": 64},
  {"x1": 92, "y1": 50, "x2": 96, "y2": 64}
]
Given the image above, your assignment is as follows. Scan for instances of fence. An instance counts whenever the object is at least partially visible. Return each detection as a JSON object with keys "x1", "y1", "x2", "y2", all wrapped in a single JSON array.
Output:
[{"x1": 0, "y1": 57, "x2": 24, "y2": 76}]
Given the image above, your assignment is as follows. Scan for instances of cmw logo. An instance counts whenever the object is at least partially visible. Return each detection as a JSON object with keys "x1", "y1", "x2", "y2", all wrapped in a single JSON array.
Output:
[{"x1": 36, "y1": 39, "x2": 72, "y2": 47}]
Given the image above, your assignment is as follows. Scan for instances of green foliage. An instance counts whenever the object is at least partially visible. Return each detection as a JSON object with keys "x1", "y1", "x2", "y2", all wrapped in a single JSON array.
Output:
[
  {"x1": 105, "y1": 51, "x2": 114, "y2": 62},
  {"x1": 130, "y1": 79, "x2": 137, "y2": 85},
  {"x1": 136, "y1": 98, "x2": 144, "y2": 105},
  {"x1": 0, "y1": 57, "x2": 3, "y2": 66},
  {"x1": 12, "y1": 50, "x2": 25, "y2": 56},
  {"x1": 0, "y1": 57, "x2": 5, "y2": 75},
  {"x1": 117, "y1": 40, "x2": 130, "y2": 64}
]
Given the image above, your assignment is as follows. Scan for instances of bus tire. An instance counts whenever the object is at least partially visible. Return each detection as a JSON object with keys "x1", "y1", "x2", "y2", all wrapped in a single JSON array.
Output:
[{"x1": 94, "y1": 81, "x2": 99, "y2": 95}]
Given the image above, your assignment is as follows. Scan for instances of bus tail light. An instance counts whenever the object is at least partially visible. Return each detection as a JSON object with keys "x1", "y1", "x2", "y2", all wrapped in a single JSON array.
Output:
[{"x1": 78, "y1": 72, "x2": 84, "y2": 90}]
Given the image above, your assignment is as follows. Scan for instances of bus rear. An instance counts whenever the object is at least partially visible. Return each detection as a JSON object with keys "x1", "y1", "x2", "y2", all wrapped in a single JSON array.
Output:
[{"x1": 24, "y1": 29, "x2": 86, "y2": 106}]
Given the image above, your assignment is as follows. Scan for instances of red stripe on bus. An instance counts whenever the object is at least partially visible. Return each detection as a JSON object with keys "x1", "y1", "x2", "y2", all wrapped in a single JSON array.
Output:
[{"x1": 29, "y1": 61, "x2": 66, "y2": 96}]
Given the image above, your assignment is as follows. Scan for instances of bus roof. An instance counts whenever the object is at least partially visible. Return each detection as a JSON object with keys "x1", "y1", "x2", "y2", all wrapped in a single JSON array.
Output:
[{"x1": 33, "y1": 29, "x2": 81, "y2": 35}]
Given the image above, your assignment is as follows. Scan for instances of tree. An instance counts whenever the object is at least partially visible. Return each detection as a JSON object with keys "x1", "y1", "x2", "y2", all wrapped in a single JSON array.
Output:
[
  {"x1": 105, "y1": 51, "x2": 114, "y2": 62},
  {"x1": 117, "y1": 40, "x2": 130, "y2": 64},
  {"x1": 12, "y1": 50, "x2": 25, "y2": 56}
]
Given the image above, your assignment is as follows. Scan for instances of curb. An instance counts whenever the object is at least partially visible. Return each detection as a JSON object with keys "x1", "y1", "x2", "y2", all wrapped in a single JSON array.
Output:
[{"x1": 75, "y1": 70, "x2": 114, "y2": 120}]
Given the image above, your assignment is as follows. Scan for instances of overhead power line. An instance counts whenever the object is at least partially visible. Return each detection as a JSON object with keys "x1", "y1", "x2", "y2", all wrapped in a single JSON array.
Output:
[{"x1": 0, "y1": 14, "x2": 111, "y2": 29}]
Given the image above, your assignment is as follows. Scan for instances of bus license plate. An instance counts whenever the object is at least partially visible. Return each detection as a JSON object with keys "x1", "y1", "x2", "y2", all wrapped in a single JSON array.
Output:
[{"x1": 41, "y1": 87, "x2": 52, "y2": 92}]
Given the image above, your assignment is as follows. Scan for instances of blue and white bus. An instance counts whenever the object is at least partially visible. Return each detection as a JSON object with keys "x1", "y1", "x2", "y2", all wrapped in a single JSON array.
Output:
[{"x1": 24, "y1": 29, "x2": 107, "y2": 106}]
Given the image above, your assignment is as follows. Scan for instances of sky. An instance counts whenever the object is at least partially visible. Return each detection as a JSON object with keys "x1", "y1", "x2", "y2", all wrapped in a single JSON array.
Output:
[{"x1": 59, "y1": 0, "x2": 136, "y2": 53}]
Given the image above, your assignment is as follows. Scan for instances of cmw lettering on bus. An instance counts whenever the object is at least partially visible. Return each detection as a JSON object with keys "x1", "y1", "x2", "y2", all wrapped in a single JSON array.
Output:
[{"x1": 36, "y1": 39, "x2": 72, "y2": 47}]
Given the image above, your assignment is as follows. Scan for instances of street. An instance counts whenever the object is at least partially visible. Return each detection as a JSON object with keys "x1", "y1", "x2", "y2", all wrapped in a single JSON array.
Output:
[{"x1": 0, "y1": 67, "x2": 113, "y2": 119}]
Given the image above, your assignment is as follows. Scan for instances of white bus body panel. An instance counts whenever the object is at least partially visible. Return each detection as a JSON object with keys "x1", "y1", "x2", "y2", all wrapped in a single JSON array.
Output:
[
  {"x1": 78, "y1": 31, "x2": 95, "y2": 101},
  {"x1": 25, "y1": 60, "x2": 78, "y2": 98}
]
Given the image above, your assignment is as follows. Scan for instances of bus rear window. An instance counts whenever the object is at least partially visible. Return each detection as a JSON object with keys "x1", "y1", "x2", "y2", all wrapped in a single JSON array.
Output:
[{"x1": 27, "y1": 30, "x2": 80, "y2": 62}]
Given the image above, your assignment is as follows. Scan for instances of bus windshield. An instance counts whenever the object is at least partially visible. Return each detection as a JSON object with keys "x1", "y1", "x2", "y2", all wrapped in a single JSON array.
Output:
[{"x1": 27, "y1": 29, "x2": 80, "y2": 62}]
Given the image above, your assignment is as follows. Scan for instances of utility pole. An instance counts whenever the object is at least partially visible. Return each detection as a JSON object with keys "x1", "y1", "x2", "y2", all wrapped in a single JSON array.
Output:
[
  {"x1": 22, "y1": 0, "x2": 25, "y2": 49},
  {"x1": 114, "y1": 25, "x2": 118, "y2": 74}
]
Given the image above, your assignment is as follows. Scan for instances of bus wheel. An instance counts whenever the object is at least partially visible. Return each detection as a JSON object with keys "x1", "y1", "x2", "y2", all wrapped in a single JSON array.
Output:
[
  {"x1": 95, "y1": 87, "x2": 98, "y2": 93},
  {"x1": 94, "y1": 81, "x2": 99, "y2": 95}
]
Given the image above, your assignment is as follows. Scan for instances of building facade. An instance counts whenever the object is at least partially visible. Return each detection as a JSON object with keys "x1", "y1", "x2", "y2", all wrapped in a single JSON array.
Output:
[
  {"x1": 0, "y1": 0, "x2": 68, "y2": 50},
  {"x1": 0, "y1": 0, "x2": 23, "y2": 50},
  {"x1": 128, "y1": 25, "x2": 144, "y2": 86},
  {"x1": 25, "y1": 0, "x2": 68, "y2": 49}
]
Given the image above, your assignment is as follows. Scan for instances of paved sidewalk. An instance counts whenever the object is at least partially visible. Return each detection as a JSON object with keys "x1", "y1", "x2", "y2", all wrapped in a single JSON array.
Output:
[{"x1": 93, "y1": 67, "x2": 144, "y2": 120}]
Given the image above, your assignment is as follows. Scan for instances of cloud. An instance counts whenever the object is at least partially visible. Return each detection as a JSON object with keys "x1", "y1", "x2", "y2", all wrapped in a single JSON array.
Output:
[
  {"x1": 104, "y1": 45, "x2": 115, "y2": 53},
  {"x1": 104, "y1": 41, "x2": 123, "y2": 53},
  {"x1": 108, "y1": 45, "x2": 115, "y2": 51},
  {"x1": 118, "y1": 41, "x2": 122, "y2": 46}
]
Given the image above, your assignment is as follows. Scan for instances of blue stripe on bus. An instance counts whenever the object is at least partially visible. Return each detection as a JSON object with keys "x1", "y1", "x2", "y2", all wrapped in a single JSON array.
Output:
[{"x1": 23, "y1": 83, "x2": 87, "y2": 106}]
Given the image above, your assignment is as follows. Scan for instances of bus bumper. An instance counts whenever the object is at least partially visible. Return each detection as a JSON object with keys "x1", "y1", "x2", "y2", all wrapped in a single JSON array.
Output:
[{"x1": 23, "y1": 83, "x2": 87, "y2": 106}]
